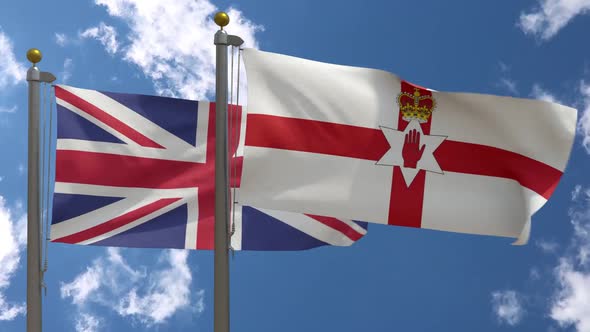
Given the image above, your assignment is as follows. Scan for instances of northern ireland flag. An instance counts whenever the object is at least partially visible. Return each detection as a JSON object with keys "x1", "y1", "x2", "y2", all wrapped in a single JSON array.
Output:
[
  {"x1": 51, "y1": 85, "x2": 367, "y2": 251},
  {"x1": 238, "y1": 49, "x2": 578, "y2": 244}
]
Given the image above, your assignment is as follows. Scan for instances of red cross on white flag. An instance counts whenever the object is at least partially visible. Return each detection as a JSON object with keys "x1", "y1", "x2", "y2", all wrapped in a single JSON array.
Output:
[{"x1": 238, "y1": 49, "x2": 578, "y2": 244}]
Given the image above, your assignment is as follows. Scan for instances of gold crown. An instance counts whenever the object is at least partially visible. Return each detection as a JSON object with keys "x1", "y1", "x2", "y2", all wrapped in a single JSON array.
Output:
[{"x1": 397, "y1": 88, "x2": 436, "y2": 123}]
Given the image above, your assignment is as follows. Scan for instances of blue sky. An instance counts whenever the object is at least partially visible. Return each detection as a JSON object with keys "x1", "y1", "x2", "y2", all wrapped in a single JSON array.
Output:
[{"x1": 1, "y1": 0, "x2": 590, "y2": 331}]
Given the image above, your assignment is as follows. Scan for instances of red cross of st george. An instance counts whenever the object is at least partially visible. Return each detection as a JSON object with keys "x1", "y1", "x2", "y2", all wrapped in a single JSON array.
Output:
[{"x1": 244, "y1": 81, "x2": 563, "y2": 228}]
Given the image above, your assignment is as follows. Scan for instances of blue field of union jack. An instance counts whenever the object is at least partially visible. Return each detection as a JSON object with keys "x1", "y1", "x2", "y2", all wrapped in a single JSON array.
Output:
[{"x1": 50, "y1": 85, "x2": 367, "y2": 250}]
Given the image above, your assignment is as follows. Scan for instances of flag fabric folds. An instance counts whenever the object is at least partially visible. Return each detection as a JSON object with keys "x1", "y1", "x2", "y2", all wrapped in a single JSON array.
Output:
[
  {"x1": 50, "y1": 85, "x2": 367, "y2": 250},
  {"x1": 238, "y1": 49, "x2": 578, "y2": 244}
]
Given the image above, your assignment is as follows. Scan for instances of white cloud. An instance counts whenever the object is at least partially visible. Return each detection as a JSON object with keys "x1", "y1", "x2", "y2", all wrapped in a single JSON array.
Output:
[
  {"x1": 0, "y1": 196, "x2": 26, "y2": 321},
  {"x1": 79, "y1": 22, "x2": 119, "y2": 55},
  {"x1": 530, "y1": 82, "x2": 590, "y2": 154},
  {"x1": 93, "y1": 0, "x2": 262, "y2": 100},
  {"x1": 551, "y1": 260, "x2": 590, "y2": 331},
  {"x1": 14, "y1": 200, "x2": 23, "y2": 214},
  {"x1": 0, "y1": 295, "x2": 25, "y2": 321},
  {"x1": 495, "y1": 62, "x2": 519, "y2": 95},
  {"x1": 61, "y1": 248, "x2": 201, "y2": 328},
  {"x1": 579, "y1": 81, "x2": 590, "y2": 154},
  {"x1": 194, "y1": 289, "x2": 205, "y2": 313},
  {"x1": 55, "y1": 33, "x2": 69, "y2": 46},
  {"x1": 0, "y1": 28, "x2": 26, "y2": 88},
  {"x1": 531, "y1": 84, "x2": 561, "y2": 103},
  {"x1": 0, "y1": 105, "x2": 16, "y2": 113},
  {"x1": 115, "y1": 250, "x2": 195, "y2": 324},
  {"x1": 537, "y1": 239, "x2": 560, "y2": 253},
  {"x1": 518, "y1": 0, "x2": 590, "y2": 40},
  {"x1": 75, "y1": 313, "x2": 101, "y2": 332},
  {"x1": 60, "y1": 263, "x2": 103, "y2": 306},
  {"x1": 498, "y1": 61, "x2": 510, "y2": 73},
  {"x1": 17, "y1": 164, "x2": 25, "y2": 176},
  {"x1": 499, "y1": 78, "x2": 518, "y2": 95},
  {"x1": 491, "y1": 290, "x2": 525, "y2": 326},
  {"x1": 572, "y1": 185, "x2": 583, "y2": 200},
  {"x1": 568, "y1": 186, "x2": 590, "y2": 266},
  {"x1": 61, "y1": 247, "x2": 144, "y2": 306},
  {"x1": 60, "y1": 58, "x2": 74, "y2": 84},
  {"x1": 548, "y1": 186, "x2": 590, "y2": 331}
]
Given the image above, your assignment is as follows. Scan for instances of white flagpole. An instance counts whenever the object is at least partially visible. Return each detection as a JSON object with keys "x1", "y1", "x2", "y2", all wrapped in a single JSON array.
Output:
[
  {"x1": 213, "y1": 12, "x2": 243, "y2": 332},
  {"x1": 25, "y1": 48, "x2": 55, "y2": 332}
]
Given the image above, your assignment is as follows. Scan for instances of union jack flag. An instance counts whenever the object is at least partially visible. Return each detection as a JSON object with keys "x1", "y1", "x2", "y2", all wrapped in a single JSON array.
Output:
[{"x1": 50, "y1": 85, "x2": 367, "y2": 250}]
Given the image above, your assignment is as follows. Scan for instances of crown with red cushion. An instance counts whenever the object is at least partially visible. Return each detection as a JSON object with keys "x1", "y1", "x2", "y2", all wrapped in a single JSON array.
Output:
[{"x1": 397, "y1": 87, "x2": 436, "y2": 123}]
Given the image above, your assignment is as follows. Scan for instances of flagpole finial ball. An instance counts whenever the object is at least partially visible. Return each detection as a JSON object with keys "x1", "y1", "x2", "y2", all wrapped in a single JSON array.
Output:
[
  {"x1": 26, "y1": 48, "x2": 42, "y2": 64},
  {"x1": 214, "y1": 12, "x2": 230, "y2": 28}
]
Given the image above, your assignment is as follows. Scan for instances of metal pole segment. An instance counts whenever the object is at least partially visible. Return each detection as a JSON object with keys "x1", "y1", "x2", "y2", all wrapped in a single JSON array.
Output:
[
  {"x1": 26, "y1": 64, "x2": 42, "y2": 332},
  {"x1": 213, "y1": 13, "x2": 244, "y2": 332},
  {"x1": 26, "y1": 50, "x2": 55, "y2": 332},
  {"x1": 214, "y1": 27, "x2": 231, "y2": 332},
  {"x1": 27, "y1": 61, "x2": 55, "y2": 332}
]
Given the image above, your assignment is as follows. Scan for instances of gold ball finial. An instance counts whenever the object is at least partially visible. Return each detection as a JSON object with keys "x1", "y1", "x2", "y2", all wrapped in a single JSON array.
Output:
[
  {"x1": 27, "y1": 48, "x2": 43, "y2": 64},
  {"x1": 214, "y1": 12, "x2": 230, "y2": 28}
]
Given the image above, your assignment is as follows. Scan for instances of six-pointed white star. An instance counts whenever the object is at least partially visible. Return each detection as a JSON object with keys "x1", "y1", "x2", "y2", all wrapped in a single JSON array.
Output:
[{"x1": 376, "y1": 120, "x2": 447, "y2": 186}]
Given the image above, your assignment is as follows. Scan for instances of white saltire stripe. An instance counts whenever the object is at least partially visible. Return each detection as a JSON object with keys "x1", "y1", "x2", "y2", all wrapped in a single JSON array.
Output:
[
  {"x1": 337, "y1": 218, "x2": 367, "y2": 236},
  {"x1": 51, "y1": 183, "x2": 194, "y2": 239},
  {"x1": 54, "y1": 182, "x2": 194, "y2": 199},
  {"x1": 78, "y1": 197, "x2": 189, "y2": 245},
  {"x1": 58, "y1": 85, "x2": 201, "y2": 156},
  {"x1": 234, "y1": 188, "x2": 363, "y2": 246},
  {"x1": 57, "y1": 139, "x2": 205, "y2": 163},
  {"x1": 184, "y1": 198, "x2": 199, "y2": 249},
  {"x1": 194, "y1": 101, "x2": 211, "y2": 163},
  {"x1": 56, "y1": 98, "x2": 139, "y2": 147}
]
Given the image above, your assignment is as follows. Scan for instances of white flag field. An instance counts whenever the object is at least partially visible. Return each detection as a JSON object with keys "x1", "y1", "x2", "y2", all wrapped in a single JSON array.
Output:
[{"x1": 238, "y1": 49, "x2": 578, "y2": 244}]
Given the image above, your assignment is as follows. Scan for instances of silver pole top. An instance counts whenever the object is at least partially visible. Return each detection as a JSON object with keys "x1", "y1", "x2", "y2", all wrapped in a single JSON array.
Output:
[
  {"x1": 25, "y1": 49, "x2": 56, "y2": 83},
  {"x1": 213, "y1": 12, "x2": 245, "y2": 46}
]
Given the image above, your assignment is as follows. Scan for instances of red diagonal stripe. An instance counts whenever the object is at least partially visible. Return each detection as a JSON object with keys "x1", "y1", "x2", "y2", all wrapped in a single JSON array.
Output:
[
  {"x1": 55, "y1": 86, "x2": 164, "y2": 149},
  {"x1": 305, "y1": 215, "x2": 364, "y2": 241},
  {"x1": 245, "y1": 114, "x2": 562, "y2": 198},
  {"x1": 53, "y1": 198, "x2": 182, "y2": 244}
]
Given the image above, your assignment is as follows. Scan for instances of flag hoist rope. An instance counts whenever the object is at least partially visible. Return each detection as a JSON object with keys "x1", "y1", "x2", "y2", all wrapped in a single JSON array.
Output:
[
  {"x1": 40, "y1": 83, "x2": 54, "y2": 296},
  {"x1": 228, "y1": 45, "x2": 242, "y2": 254},
  {"x1": 40, "y1": 83, "x2": 47, "y2": 282},
  {"x1": 214, "y1": 12, "x2": 244, "y2": 332}
]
